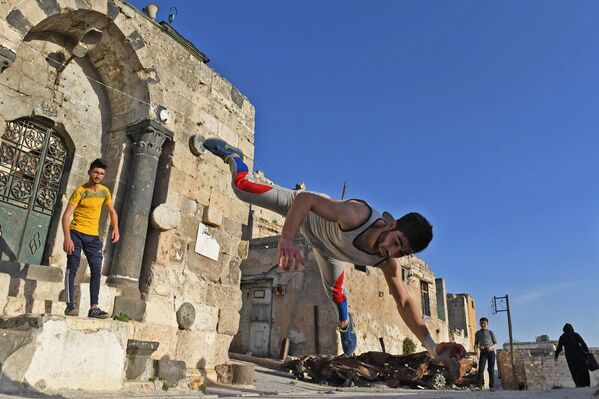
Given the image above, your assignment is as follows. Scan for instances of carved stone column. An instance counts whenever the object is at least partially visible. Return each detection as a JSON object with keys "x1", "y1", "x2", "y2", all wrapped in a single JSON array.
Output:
[
  {"x1": 0, "y1": 45, "x2": 16, "y2": 73},
  {"x1": 108, "y1": 120, "x2": 173, "y2": 298}
]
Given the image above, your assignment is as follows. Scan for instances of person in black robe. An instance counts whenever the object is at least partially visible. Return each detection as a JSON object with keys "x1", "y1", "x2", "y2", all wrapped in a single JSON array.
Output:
[{"x1": 554, "y1": 323, "x2": 590, "y2": 387}]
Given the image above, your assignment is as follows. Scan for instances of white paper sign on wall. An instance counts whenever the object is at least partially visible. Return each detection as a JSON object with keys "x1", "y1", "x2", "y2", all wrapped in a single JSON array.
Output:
[{"x1": 195, "y1": 222, "x2": 220, "y2": 261}]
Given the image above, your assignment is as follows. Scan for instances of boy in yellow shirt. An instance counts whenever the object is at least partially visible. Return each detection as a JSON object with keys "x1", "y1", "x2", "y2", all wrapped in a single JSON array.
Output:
[{"x1": 61, "y1": 158, "x2": 119, "y2": 318}]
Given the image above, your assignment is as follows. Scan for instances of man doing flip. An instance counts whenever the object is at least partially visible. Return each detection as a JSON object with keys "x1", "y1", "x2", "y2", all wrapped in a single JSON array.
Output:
[{"x1": 203, "y1": 138, "x2": 464, "y2": 359}]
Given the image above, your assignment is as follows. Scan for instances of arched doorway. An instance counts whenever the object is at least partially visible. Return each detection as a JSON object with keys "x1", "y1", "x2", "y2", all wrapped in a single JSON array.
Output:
[{"x1": 0, "y1": 118, "x2": 70, "y2": 264}]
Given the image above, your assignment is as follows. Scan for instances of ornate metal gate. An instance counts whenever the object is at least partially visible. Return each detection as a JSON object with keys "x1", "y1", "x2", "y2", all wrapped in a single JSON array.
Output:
[{"x1": 0, "y1": 119, "x2": 68, "y2": 264}]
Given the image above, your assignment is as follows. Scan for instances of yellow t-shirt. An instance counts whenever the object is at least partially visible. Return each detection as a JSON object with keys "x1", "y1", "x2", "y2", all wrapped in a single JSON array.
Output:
[{"x1": 68, "y1": 184, "x2": 112, "y2": 236}]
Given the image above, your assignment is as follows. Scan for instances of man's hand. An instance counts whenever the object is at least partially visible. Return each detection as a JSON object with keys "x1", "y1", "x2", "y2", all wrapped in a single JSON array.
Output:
[
  {"x1": 63, "y1": 237, "x2": 75, "y2": 255},
  {"x1": 435, "y1": 342, "x2": 467, "y2": 360},
  {"x1": 111, "y1": 229, "x2": 120, "y2": 243},
  {"x1": 278, "y1": 237, "x2": 304, "y2": 271}
]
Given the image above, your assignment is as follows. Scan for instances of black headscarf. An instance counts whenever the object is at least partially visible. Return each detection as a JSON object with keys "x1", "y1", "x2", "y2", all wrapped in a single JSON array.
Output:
[{"x1": 563, "y1": 323, "x2": 574, "y2": 334}]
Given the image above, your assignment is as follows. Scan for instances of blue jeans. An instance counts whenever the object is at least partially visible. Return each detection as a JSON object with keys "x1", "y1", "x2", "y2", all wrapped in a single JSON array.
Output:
[{"x1": 65, "y1": 230, "x2": 103, "y2": 306}]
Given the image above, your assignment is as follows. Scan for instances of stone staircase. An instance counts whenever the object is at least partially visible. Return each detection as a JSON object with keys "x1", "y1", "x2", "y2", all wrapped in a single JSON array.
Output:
[
  {"x1": 1, "y1": 261, "x2": 70, "y2": 317},
  {"x1": 0, "y1": 260, "x2": 121, "y2": 318}
]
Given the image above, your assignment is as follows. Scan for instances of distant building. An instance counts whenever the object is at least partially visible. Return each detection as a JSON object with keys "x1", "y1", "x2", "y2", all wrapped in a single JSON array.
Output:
[{"x1": 446, "y1": 293, "x2": 477, "y2": 352}]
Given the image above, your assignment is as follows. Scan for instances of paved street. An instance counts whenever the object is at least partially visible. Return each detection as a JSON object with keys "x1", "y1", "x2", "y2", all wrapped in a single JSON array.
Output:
[{"x1": 0, "y1": 365, "x2": 595, "y2": 399}]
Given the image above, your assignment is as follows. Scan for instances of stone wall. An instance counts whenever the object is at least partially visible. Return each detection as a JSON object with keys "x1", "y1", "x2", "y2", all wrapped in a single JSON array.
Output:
[
  {"x1": 497, "y1": 347, "x2": 599, "y2": 390},
  {"x1": 0, "y1": 0, "x2": 255, "y2": 373},
  {"x1": 233, "y1": 235, "x2": 450, "y2": 357}
]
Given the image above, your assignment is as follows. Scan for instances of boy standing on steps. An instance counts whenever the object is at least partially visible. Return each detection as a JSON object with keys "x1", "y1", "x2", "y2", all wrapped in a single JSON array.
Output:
[
  {"x1": 61, "y1": 158, "x2": 119, "y2": 319},
  {"x1": 202, "y1": 138, "x2": 465, "y2": 360}
]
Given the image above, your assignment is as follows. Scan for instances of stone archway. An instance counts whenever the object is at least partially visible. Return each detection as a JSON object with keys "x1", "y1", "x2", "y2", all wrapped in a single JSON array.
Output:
[{"x1": 0, "y1": 1, "x2": 158, "y2": 269}]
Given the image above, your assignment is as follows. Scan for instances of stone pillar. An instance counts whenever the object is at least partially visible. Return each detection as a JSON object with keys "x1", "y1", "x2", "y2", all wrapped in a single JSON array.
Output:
[
  {"x1": 108, "y1": 120, "x2": 173, "y2": 296},
  {"x1": 0, "y1": 45, "x2": 16, "y2": 73}
]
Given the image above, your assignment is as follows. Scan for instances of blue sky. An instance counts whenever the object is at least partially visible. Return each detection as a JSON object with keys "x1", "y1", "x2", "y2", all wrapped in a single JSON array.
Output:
[{"x1": 129, "y1": 1, "x2": 599, "y2": 346}]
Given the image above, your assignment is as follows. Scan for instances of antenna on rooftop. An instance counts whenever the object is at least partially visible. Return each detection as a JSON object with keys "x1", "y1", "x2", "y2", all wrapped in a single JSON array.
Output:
[{"x1": 167, "y1": 7, "x2": 177, "y2": 24}]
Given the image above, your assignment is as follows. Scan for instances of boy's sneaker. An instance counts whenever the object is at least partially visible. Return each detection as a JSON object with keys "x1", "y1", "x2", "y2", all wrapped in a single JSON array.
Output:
[
  {"x1": 203, "y1": 138, "x2": 244, "y2": 163},
  {"x1": 338, "y1": 313, "x2": 357, "y2": 356},
  {"x1": 88, "y1": 307, "x2": 109, "y2": 319},
  {"x1": 64, "y1": 304, "x2": 78, "y2": 316}
]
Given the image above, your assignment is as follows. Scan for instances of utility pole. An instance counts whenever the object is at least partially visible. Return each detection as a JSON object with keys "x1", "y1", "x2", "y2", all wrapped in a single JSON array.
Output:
[{"x1": 493, "y1": 295, "x2": 517, "y2": 389}]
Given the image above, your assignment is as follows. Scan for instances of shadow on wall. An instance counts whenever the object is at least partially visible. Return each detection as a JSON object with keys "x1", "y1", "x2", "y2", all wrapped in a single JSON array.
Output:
[
  {"x1": 0, "y1": 376, "x2": 68, "y2": 398},
  {"x1": 0, "y1": 237, "x2": 17, "y2": 261}
]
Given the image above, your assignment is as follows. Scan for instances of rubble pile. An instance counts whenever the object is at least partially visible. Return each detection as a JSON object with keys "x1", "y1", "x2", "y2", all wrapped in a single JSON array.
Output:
[{"x1": 282, "y1": 351, "x2": 478, "y2": 390}]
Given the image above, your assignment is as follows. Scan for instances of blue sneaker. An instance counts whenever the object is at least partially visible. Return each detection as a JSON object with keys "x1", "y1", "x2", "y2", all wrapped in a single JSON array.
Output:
[
  {"x1": 338, "y1": 313, "x2": 357, "y2": 356},
  {"x1": 203, "y1": 138, "x2": 244, "y2": 163}
]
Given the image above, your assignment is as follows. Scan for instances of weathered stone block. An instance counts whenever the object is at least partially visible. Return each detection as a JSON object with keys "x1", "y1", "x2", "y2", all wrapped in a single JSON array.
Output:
[
  {"x1": 186, "y1": 249, "x2": 222, "y2": 283},
  {"x1": 131, "y1": 322, "x2": 178, "y2": 360},
  {"x1": 0, "y1": 273, "x2": 9, "y2": 313},
  {"x1": 126, "y1": 339, "x2": 159, "y2": 381},
  {"x1": 156, "y1": 357, "x2": 186, "y2": 387},
  {"x1": 175, "y1": 330, "x2": 217, "y2": 369},
  {"x1": 113, "y1": 296, "x2": 146, "y2": 322},
  {"x1": 192, "y1": 303, "x2": 219, "y2": 332},
  {"x1": 217, "y1": 307, "x2": 240, "y2": 336},
  {"x1": 237, "y1": 240, "x2": 249, "y2": 260},
  {"x1": 151, "y1": 203, "x2": 181, "y2": 231},
  {"x1": 144, "y1": 295, "x2": 177, "y2": 327},
  {"x1": 206, "y1": 283, "x2": 242, "y2": 311},
  {"x1": 202, "y1": 205, "x2": 223, "y2": 227},
  {"x1": 0, "y1": 317, "x2": 128, "y2": 392},
  {"x1": 76, "y1": 283, "x2": 119, "y2": 317}
]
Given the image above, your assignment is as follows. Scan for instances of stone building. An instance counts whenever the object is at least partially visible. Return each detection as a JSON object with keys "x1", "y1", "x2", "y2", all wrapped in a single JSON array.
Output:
[
  {"x1": 497, "y1": 335, "x2": 599, "y2": 390},
  {"x1": 0, "y1": 0, "x2": 254, "y2": 392},
  {"x1": 446, "y1": 293, "x2": 477, "y2": 352}
]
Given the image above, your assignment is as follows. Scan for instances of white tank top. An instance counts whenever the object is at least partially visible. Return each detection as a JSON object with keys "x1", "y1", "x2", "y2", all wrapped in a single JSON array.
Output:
[{"x1": 300, "y1": 199, "x2": 386, "y2": 266}]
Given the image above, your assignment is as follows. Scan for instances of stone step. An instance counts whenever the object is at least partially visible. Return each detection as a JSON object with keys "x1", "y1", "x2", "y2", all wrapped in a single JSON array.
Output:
[
  {"x1": 2, "y1": 295, "x2": 67, "y2": 317},
  {"x1": 0, "y1": 261, "x2": 63, "y2": 282},
  {"x1": 8, "y1": 278, "x2": 66, "y2": 302}
]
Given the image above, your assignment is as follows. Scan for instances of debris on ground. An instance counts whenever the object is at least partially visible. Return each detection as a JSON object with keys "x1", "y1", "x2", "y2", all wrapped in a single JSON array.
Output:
[{"x1": 282, "y1": 351, "x2": 478, "y2": 390}]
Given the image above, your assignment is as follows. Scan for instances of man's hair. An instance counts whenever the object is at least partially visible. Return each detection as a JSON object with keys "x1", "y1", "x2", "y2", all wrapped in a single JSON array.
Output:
[
  {"x1": 89, "y1": 158, "x2": 107, "y2": 171},
  {"x1": 480, "y1": 317, "x2": 488, "y2": 323},
  {"x1": 395, "y1": 212, "x2": 433, "y2": 253}
]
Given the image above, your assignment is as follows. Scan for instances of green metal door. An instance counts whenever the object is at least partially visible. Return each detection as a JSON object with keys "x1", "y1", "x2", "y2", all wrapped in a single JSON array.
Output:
[{"x1": 0, "y1": 119, "x2": 68, "y2": 264}]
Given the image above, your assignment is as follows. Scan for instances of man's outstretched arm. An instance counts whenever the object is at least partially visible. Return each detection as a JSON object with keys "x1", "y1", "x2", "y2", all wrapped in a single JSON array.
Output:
[{"x1": 381, "y1": 257, "x2": 466, "y2": 359}]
